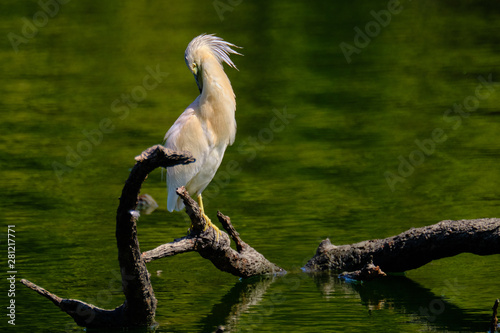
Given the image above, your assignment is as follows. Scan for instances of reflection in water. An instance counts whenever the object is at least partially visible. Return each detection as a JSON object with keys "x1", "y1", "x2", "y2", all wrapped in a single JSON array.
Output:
[
  {"x1": 200, "y1": 275, "x2": 278, "y2": 332},
  {"x1": 166, "y1": 271, "x2": 492, "y2": 332},
  {"x1": 311, "y1": 272, "x2": 491, "y2": 332},
  {"x1": 3, "y1": 1, "x2": 500, "y2": 331}
]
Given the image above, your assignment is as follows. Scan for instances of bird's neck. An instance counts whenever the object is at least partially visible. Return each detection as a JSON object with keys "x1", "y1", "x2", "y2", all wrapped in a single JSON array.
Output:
[{"x1": 198, "y1": 59, "x2": 236, "y2": 145}]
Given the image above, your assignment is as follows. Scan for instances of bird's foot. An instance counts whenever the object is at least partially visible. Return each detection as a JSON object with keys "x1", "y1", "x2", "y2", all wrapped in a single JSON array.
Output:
[{"x1": 202, "y1": 213, "x2": 222, "y2": 242}]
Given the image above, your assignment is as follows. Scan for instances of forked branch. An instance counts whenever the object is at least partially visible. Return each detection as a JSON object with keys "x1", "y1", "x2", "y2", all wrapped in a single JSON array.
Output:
[{"x1": 142, "y1": 186, "x2": 285, "y2": 278}]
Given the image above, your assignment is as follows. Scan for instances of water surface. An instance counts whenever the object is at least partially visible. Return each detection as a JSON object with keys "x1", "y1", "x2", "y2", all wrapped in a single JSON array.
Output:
[{"x1": 1, "y1": 1, "x2": 499, "y2": 332}]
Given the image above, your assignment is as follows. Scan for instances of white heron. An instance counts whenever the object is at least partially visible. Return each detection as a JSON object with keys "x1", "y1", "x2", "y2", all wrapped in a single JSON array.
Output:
[{"x1": 164, "y1": 34, "x2": 242, "y2": 238}]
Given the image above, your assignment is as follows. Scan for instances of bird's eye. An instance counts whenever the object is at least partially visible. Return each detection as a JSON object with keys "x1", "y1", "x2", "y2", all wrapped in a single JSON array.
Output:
[{"x1": 191, "y1": 63, "x2": 199, "y2": 75}]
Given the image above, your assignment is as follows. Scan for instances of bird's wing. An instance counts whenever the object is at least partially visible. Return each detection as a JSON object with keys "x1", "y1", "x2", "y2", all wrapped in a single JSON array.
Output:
[{"x1": 164, "y1": 100, "x2": 211, "y2": 212}]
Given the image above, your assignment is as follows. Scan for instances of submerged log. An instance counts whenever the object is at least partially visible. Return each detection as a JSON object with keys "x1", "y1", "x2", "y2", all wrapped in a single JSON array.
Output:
[
  {"x1": 304, "y1": 218, "x2": 500, "y2": 273},
  {"x1": 338, "y1": 262, "x2": 387, "y2": 281}
]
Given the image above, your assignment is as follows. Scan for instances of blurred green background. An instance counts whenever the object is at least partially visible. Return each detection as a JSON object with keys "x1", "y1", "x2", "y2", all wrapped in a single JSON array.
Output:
[{"x1": 1, "y1": 0, "x2": 499, "y2": 332}]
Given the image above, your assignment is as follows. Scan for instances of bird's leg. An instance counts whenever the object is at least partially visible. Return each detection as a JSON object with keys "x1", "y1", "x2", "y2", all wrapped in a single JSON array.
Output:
[{"x1": 197, "y1": 194, "x2": 221, "y2": 241}]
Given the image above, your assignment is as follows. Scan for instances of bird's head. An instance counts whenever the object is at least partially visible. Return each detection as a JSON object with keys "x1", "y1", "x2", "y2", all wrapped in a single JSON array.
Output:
[{"x1": 184, "y1": 34, "x2": 242, "y2": 93}]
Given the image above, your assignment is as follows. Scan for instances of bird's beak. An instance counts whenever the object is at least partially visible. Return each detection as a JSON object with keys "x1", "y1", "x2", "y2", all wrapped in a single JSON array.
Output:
[
  {"x1": 194, "y1": 73, "x2": 202, "y2": 94},
  {"x1": 190, "y1": 62, "x2": 202, "y2": 93}
]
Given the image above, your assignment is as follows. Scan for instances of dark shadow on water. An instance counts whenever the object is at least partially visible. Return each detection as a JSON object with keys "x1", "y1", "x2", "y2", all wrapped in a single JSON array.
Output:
[
  {"x1": 74, "y1": 272, "x2": 492, "y2": 332},
  {"x1": 311, "y1": 272, "x2": 491, "y2": 332},
  {"x1": 169, "y1": 271, "x2": 494, "y2": 332},
  {"x1": 198, "y1": 275, "x2": 278, "y2": 332}
]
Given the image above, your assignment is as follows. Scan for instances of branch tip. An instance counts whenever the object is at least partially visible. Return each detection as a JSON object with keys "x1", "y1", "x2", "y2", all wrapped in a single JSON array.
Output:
[{"x1": 217, "y1": 211, "x2": 245, "y2": 252}]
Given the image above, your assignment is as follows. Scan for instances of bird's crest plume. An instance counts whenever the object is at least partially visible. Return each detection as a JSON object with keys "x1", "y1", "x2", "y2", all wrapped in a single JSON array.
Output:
[{"x1": 185, "y1": 34, "x2": 242, "y2": 70}]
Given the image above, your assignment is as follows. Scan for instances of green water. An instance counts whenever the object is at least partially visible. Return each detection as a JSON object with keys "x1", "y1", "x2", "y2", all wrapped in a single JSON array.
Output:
[{"x1": 1, "y1": 0, "x2": 500, "y2": 332}]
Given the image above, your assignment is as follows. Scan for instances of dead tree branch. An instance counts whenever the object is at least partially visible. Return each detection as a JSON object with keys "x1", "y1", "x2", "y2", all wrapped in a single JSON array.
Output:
[
  {"x1": 20, "y1": 142, "x2": 499, "y2": 329},
  {"x1": 21, "y1": 144, "x2": 281, "y2": 329},
  {"x1": 22, "y1": 145, "x2": 194, "y2": 328},
  {"x1": 338, "y1": 262, "x2": 387, "y2": 281},
  {"x1": 304, "y1": 218, "x2": 500, "y2": 273},
  {"x1": 491, "y1": 298, "x2": 499, "y2": 333},
  {"x1": 20, "y1": 279, "x2": 126, "y2": 328},
  {"x1": 142, "y1": 186, "x2": 285, "y2": 278}
]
